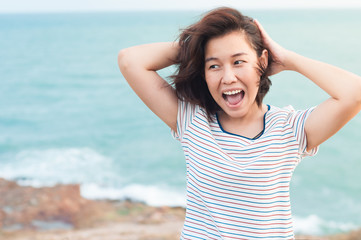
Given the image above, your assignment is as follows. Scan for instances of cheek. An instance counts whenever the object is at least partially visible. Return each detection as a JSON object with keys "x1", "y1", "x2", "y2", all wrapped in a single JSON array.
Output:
[
  {"x1": 205, "y1": 73, "x2": 219, "y2": 91},
  {"x1": 237, "y1": 67, "x2": 260, "y2": 85}
]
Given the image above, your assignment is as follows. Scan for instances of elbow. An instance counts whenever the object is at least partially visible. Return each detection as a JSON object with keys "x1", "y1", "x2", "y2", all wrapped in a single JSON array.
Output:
[
  {"x1": 353, "y1": 77, "x2": 361, "y2": 108},
  {"x1": 343, "y1": 77, "x2": 361, "y2": 112},
  {"x1": 117, "y1": 48, "x2": 130, "y2": 73}
]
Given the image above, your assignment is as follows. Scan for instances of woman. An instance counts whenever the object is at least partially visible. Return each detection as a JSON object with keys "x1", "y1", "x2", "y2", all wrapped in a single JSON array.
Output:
[{"x1": 118, "y1": 7, "x2": 361, "y2": 239}]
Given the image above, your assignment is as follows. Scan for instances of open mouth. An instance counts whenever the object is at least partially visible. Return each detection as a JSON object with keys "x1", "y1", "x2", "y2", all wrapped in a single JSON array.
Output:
[{"x1": 222, "y1": 89, "x2": 245, "y2": 106}]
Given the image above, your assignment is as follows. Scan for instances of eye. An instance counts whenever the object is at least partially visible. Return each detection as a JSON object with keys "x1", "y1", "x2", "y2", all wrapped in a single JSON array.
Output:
[
  {"x1": 234, "y1": 60, "x2": 244, "y2": 65},
  {"x1": 209, "y1": 64, "x2": 219, "y2": 69}
]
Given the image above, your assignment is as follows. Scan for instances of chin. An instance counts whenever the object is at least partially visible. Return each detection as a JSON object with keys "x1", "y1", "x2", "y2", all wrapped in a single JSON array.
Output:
[
  {"x1": 219, "y1": 98, "x2": 260, "y2": 120},
  {"x1": 220, "y1": 107, "x2": 249, "y2": 119}
]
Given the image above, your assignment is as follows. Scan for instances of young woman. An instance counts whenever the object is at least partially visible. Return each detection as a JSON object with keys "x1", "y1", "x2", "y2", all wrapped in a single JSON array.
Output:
[{"x1": 118, "y1": 7, "x2": 361, "y2": 239}]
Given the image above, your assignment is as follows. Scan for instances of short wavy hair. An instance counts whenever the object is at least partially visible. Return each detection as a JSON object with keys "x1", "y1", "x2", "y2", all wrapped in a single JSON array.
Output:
[{"x1": 172, "y1": 7, "x2": 273, "y2": 119}]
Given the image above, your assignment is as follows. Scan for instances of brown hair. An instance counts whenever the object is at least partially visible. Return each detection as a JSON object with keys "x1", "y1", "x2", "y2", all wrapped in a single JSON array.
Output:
[{"x1": 171, "y1": 7, "x2": 273, "y2": 119}]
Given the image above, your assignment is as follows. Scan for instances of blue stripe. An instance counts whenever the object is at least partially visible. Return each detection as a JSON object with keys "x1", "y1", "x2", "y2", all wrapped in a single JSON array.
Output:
[
  {"x1": 181, "y1": 231, "x2": 207, "y2": 239},
  {"x1": 212, "y1": 136, "x2": 295, "y2": 147},
  {"x1": 187, "y1": 159, "x2": 291, "y2": 188},
  {"x1": 186, "y1": 185, "x2": 290, "y2": 206},
  {"x1": 183, "y1": 223, "x2": 220, "y2": 238},
  {"x1": 214, "y1": 140, "x2": 295, "y2": 152},
  {"x1": 176, "y1": 103, "x2": 314, "y2": 239},
  {"x1": 187, "y1": 180, "x2": 290, "y2": 208},
  {"x1": 187, "y1": 197, "x2": 292, "y2": 224},
  {"x1": 185, "y1": 148, "x2": 293, "y2": 179},
  {"x1": 183, "y1": 139, "x2": 252, "y2": 170},
  {"x1": 184, "y1": 216, "x2": 221, "y2": 237},
  {"x1": 183, "y1": 139, "x2": 272, "y2": 168},
  {"x1": 240, "y1": 164, "x2": 295, "y2": 172},
  {"x1": 214, "y1": 105, "x2": 270, "y2": 140}
]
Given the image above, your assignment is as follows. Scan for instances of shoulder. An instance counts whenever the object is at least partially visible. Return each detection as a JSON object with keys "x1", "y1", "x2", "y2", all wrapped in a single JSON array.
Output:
[
  {"x1": 173, "y1": 100, "x2": 210, "y2": 140},
  {"x1": 267, "y1": 104, "x2": 317, "y2": 132},
  {"x1": 266, "y1": 105, "x2": 309, "y2": 131},
  {"x1": 178, "y1": 100, "x2": 206, "y2": 119},
  {"x1": 267, "y1": 105, "x2": 295, "y2": 121}
]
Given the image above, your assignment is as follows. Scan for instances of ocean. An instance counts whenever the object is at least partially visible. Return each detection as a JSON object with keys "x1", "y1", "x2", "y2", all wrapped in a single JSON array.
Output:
[{"x1": 0, "y1": 9, "x2": 360, "y2": 236}]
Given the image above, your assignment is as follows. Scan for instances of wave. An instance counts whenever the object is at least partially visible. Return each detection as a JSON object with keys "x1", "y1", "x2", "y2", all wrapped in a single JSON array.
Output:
[
  {"x1": 293, "y1": 214, "x2": 358, "y2": 235},
  {"x1": 0, "y1": 148, "x2": 359, "y2": 235},
  {"x1": 0, "y1": 147, "x2": 186, "y2": 207},
  {"x1": 81, "y1": 183, "x2": 186, "y2": 207},
  {"x1": 82, "y1": 182, "x2": 360, "y2": 235},
  {"x1": 81, "y1": 182, "x2": 359, "y2": 235},
  {"x1": 0, "y1": 147, "x2": 120, "y2": 186}
]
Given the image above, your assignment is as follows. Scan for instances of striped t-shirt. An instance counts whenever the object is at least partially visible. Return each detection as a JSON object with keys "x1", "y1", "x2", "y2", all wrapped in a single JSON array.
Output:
[{"x1": 172, "y1": 101, "x2": 318, "y2": 240}]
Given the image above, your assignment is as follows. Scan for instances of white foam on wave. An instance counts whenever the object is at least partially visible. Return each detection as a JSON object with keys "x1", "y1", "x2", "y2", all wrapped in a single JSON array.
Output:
[
  {"x1": 1, "y1": 148, "x2": 359, "y2": 235},
  {"x1": 293, "y1": 214, "x2": 358, "y2": 235},
  {"x1": 0, "y1": 148, "x2": 120, "y2": 186},
  {"x1": 81, "y1": 184, "x2": 359, "y2": 234},
  {"x1": 0, "y1": 148, "x2": 186, "y2": 207},
  {"x1": 81, "y1": 183, "x2": 186, "y2": 207}
]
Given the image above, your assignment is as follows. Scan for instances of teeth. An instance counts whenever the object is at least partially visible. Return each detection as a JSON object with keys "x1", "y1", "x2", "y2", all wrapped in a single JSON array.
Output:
[{"x1": 223, "y1": 90, "x2": 242, "y2": 95}]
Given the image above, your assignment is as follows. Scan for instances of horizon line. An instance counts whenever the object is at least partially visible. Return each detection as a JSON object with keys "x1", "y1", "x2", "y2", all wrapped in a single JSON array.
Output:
[{"x1": 1, "y1": 7, "x2": 360, "y2": 14}]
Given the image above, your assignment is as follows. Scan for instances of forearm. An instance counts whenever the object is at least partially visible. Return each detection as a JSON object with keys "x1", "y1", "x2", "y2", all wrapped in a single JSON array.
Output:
[
  {"x1": 117, "y1": 42, "x2": 179, "y2": 131},
  {"x1": 285, "y1": 51, "x2": 361, "y2": 105},
  {"x1": 118, "y1": 42, "x2": 179, "y2": 73},
  {"x1": 255, "y1": 19, "x2": 361, "y2": 150}
]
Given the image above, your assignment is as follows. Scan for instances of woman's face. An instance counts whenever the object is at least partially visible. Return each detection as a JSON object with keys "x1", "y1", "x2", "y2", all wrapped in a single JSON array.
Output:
[{"x1": 204, "y1": 30, "x2": 268, "y2": 120}]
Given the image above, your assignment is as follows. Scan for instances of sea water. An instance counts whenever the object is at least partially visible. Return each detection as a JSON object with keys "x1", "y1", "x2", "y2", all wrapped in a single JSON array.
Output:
[{"x1": 0, "y1": 9, "x2": 360, "y2": 235}]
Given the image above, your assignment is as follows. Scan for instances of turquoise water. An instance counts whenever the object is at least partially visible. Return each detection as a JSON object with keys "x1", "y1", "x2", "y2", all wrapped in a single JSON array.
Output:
[{"x1": 0, "y1": 10, "x2": 361, "y2": 235}]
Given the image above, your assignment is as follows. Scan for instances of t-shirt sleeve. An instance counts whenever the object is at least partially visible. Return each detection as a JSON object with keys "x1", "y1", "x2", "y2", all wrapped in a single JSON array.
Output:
[
  {"x1": 284, "y1": 105, "x2": 319, "y2": 158},
  {"x1": 171, "y1": 100, "x2": 198, "y2": 141}
]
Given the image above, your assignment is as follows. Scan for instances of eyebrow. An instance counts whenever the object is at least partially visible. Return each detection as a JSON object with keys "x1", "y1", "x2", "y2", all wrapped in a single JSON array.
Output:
[{"x1": 205, "y1": 52, "x2": 248, "y2": 63}]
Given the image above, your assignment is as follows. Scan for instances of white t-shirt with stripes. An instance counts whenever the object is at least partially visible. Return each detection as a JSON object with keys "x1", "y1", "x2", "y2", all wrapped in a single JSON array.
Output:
[{"x1": 172, "y1": 100, "x2": 318, "y2": 240}]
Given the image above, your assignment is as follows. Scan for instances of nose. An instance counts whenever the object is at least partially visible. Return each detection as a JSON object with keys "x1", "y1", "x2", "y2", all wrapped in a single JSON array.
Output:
[{"x1": 221, "y1": 66, "x2": 237, "y2": 84}]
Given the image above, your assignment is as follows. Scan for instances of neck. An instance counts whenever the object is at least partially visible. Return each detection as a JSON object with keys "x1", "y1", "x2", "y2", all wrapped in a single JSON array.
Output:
[{"x1": 218, "y1": 103, "x2": 268, "y2": 138}]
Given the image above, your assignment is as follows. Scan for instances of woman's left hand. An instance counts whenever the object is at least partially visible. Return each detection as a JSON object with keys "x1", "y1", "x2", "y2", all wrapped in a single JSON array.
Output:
[{"x1": 254, "y1": 19, "x2": 291, "y2": 76}]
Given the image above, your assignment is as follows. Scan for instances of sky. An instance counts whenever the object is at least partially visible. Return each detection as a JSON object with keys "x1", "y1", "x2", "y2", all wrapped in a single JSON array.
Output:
[{"x1": 1, "y1": 0, "x2": 361, "y2": 13}]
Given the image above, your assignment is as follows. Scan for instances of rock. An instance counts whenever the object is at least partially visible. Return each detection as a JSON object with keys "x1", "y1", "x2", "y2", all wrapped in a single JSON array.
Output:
[
  {"x1": 0, "y1": 178, "x2": 112, "y2": 231},
  {"x1": 329, "y1": 228, "x2": 361, "y2": 240}
]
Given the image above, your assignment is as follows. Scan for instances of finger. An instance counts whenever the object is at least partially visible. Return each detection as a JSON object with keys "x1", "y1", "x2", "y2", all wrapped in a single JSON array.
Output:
[{"x1": 253, "y1": 19, "x2": 271, "y2": 41}]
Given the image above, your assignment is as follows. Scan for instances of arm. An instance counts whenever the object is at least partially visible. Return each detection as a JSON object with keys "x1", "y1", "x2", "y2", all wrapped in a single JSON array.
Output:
[
  {"x1": 118, "y1": 42, "x2": 179, "y2": 132},
  {"x1": 254, "y1": 20, "x2": 361, "y2": 151}
]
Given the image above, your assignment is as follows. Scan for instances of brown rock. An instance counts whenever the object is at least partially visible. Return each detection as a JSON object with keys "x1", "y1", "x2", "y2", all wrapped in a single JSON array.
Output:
[{"x1": 0, "y1": 178, "x2": 113, "y2": 231}]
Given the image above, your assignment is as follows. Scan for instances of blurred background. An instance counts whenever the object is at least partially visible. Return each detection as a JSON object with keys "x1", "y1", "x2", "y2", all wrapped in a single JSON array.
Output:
[{"x1": 0, "y1": 0, "x2": 361, "y2": 236}]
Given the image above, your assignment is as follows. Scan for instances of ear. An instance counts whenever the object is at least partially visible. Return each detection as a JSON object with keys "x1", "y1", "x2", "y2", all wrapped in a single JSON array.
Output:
[{"x1": 259, "y1": 49, "x2": 268, "y2": 69}]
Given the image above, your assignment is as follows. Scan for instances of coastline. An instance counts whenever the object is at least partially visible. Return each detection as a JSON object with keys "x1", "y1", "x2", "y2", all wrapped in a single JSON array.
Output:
[{"x1": 0, "y1": 178, "x2": 359, "y2": 240}]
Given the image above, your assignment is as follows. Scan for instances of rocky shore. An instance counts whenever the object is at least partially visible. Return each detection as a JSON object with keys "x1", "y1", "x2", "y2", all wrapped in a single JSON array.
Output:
[{"x1": 0, "y1": 178, "x2": 360, "y2": 240}]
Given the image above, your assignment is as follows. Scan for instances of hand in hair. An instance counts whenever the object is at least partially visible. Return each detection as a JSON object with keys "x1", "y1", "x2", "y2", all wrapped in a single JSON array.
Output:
[
  {"x1": 254, "y1": 19, "x2": 291, "y2": 76},
  {"x1": 255, "y1": 19, "x2": 361, "y2": 151}
]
